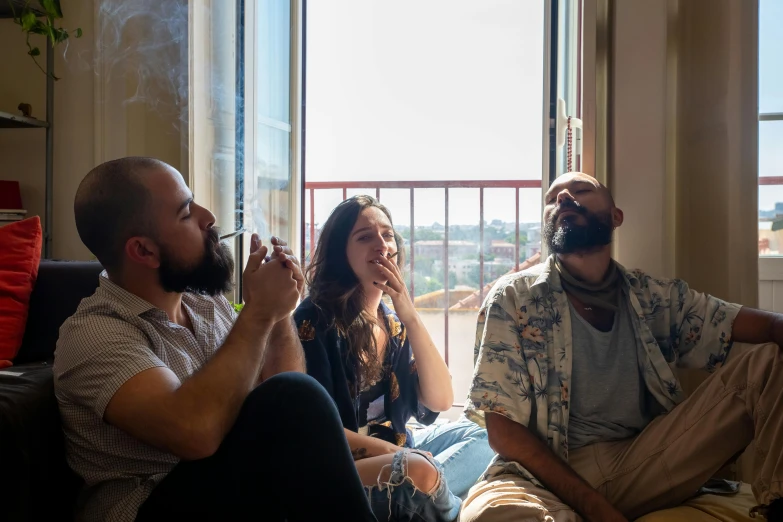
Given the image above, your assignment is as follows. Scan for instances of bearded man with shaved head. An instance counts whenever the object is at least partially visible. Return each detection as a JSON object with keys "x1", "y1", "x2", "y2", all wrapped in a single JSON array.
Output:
[
  {"x1": 461, "y1": 173, "x2": 783, "y2": 522},
  {"x1": 54, "y1": 157, "x2": 376, "y2": 522}
]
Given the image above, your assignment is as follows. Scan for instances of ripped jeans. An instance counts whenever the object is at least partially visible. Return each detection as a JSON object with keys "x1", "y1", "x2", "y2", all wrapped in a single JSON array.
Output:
[{"x1": 365, "y1": 449, "x2": 462, "y2": 522}]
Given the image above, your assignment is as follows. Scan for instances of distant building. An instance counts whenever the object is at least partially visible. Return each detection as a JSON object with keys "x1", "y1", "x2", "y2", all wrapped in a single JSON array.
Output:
[
  {"x1": 414, "y1": 240, "x2": 477, "y2": 259},
  {"x1": 489, "y1": 240, "x2": 515, "y2": 259}
]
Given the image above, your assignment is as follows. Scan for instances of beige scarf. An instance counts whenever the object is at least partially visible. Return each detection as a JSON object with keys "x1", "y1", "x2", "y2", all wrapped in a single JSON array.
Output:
[{"x1": 555, "y1": 257, "x2": 620, "y2": 312}]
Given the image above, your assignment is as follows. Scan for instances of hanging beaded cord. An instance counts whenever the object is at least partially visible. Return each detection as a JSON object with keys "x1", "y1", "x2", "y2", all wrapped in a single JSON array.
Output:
[{"x1": 567, "y1": 116, "x2": 573, "y2": 173}]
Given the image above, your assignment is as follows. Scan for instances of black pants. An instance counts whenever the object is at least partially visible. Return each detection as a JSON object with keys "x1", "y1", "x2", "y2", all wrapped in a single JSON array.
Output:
[{"x1": 136, "y1": 372, "x2": 377, "y2": 522}]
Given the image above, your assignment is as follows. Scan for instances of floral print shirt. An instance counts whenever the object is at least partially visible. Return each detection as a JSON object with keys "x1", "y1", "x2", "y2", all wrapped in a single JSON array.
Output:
[
  {"x1": 465, "y1": 255, "x2": 742, "y2": 485},
  {"x1": 295, "y1": 298, "x2": 438, "y2": 447}
]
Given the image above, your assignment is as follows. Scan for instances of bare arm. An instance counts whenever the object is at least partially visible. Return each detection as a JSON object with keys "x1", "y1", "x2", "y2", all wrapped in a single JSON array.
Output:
[
  {"x1": 105, "y1": 304, "x2": 277, "y2": 460},
  {"x1": 403, "y1": 314, "x2": 454, "y2": 411},
  {"x1": 374, "y1": 254, "x2": 453, "y2": 411},
  {"x1": 259, "y1": 317, "x2": 306, "y2": 381},
  {"x1": 105, "y1": 237, "x2": 300, "y2": 460},
  {"x1": 485, "y1": 412, "x2": 628, "y2": 522},
  {"x1": 257, "y1": 236, "x2": 306, "y2": 382},
  {"x1": 730, "y1": 306, "x2": 783, "y2": 345},
  {"x1": 343, "y1": 428, "x2": 400, "y2": 460}
]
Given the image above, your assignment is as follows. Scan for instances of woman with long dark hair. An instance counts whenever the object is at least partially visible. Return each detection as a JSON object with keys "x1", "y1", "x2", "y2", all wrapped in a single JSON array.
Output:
[{"x1": 295, "y1": 195, "x2": 494, "y2": 521}]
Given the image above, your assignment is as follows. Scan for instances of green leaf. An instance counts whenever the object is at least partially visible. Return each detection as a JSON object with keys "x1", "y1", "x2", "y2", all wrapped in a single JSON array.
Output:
[
  {"x1": 74, "y1": 27, "x2": 82, "y2": 38},
  {"x1": 38, "y1": 0, "x2": 63, "y2": 18},
  {"x1": 27, "y1": 20, "x2": 49, "y2": 35},
  {"x1": 53, "y1": 27, "x2": 68, "y2": 43},
  {"x1": 28, "y1": 46, "x2": 40, "y2": 56},
  {"x1": 20, "y1": 10, "x2": 37, "y2": 31}
]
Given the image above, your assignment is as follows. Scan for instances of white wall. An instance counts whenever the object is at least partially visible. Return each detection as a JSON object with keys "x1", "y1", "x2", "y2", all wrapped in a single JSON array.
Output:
[
  {"x1": 611, "y1": 0, "x2": 671, "y2": 277},
  {"x1": 0, "y1": 0, "x2": 184, "y2": 260}
]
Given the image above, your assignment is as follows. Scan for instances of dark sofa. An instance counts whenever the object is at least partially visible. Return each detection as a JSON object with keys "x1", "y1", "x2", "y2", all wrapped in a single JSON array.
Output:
[{"x1": 1, "y1": 260, "x2": 103, "y2": 522}]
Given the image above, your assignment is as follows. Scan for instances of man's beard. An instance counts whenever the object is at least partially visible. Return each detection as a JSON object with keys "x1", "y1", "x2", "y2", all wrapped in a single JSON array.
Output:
[
  {"x1": 543, "y1": 201, "x2": 614, "y2": 255},
  {"x1": 158, "y1": 228, "x2": 235, "y2": 296}
]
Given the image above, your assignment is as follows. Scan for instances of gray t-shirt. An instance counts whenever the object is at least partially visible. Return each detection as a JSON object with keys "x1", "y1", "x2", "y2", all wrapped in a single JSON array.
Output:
[
  {"x1": 567, "y1": 292, "x2": 653, "y2": 450},
  {"x1": 53, "y1": 273, "x2": 237, "y2": 522}
]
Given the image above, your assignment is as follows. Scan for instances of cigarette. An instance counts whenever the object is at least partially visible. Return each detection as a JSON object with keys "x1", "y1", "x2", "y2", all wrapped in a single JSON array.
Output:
[
  {"x1": 387, "y1": 252, "x2": 399, "y2": 259},
  {"x1": 219, "y1": 229, "x2": 246, "y2": 240}
]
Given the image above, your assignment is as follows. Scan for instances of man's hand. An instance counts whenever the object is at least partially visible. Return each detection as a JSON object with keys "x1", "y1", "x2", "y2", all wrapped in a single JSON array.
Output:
[
  {"x1": 269, "y1": 236, "x2": 305, "y2": 298},
  {"x1": 486, "y1": 412, "x2": 627, "y2": 522},
  {"x1": 242, "y1": 234, "x2": 299, "y2": 323}
]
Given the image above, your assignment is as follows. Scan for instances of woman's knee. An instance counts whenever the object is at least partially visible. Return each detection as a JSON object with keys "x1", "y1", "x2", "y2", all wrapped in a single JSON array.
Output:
[{"x1": 405, "y1": 453, "x2": 440, "y2": 493}]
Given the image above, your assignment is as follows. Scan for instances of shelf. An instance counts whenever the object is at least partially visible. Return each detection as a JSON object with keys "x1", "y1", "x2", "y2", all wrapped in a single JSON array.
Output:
[
  {"x1": 0, "y1": 111, "x2": 48, "y2": 129},
  {"x1": 0, "y1": 1, "x2": 44, "y2": 19}
]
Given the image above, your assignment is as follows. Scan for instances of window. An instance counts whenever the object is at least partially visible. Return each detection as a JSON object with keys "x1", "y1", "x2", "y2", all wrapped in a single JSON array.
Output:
[
  {"x1": 758, "y1": 0, "x2": 783, "y2": 257},
  {"x1": 243, "y1": 0, "x2": 298, "y2": 270},
  {"x1": 302, "y1": 0, "x2": 583, "y2": 408},
  {"x1": 190, "y1": 0, "x2": 299, "y2": 302},
  {"x1": 191, "y1": 1, "x2": 584, "y2": 408}
]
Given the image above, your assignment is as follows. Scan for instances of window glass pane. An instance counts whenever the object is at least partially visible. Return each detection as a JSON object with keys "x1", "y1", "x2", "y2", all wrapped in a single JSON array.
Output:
[
  {"x1": 306, "y1": 0, "x2": 545, "y2": 182},
  {"x1": 556, "y1": 0, "x2": 582, "y2": 177},
  {"x1": 758, "y1": 121, "x2": 783, "y2": 256},
  {"x1": 760, "y1": 0, "x2": 783, "y2": 113},
  {"x1": 245, "y1": 0, "x2": 292, "y2": 255},
  {"x1": 759, "y1": 121, "x2": 783, "y2": 179}
]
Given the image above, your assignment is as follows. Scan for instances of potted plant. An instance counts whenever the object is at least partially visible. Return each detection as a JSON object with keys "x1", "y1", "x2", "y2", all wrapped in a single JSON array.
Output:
[{"x1": 8, "y1": 0, "x2": 82, "y2": 79}]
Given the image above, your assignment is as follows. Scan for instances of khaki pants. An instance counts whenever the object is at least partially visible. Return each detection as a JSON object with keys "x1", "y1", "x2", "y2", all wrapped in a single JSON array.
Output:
[{"x1": 461, "y1": 344, "x2": 783, "y2": 521}]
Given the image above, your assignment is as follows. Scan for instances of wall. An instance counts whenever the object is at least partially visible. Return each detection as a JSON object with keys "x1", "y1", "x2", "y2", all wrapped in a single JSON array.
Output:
[
  {"x1": 612, "y1": 0, "x2": 759, "y2": 310},
  {"x1": 611, "y1": 0, "x2": 670, "y2": 277},
  {"x1": 0, "y1": 0, "x2": 184, "y2": 260}
]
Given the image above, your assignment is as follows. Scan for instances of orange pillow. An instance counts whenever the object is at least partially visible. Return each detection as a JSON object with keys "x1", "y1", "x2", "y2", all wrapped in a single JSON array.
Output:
[{"x1": 0, "y1": 216, "x2": 42, "y2": 368}]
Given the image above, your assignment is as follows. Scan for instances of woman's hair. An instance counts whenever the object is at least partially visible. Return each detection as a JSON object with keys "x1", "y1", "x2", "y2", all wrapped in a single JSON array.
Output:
[{"x1": 305, "y1": 195, "x2": 399, "y2": 387}]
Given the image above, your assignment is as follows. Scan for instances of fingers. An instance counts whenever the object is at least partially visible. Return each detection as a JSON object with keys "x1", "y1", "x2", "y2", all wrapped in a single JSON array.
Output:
[
  {"x1": 270, "y1": 236, "x2": 288, "y2": 247},
  {"x1": 372, "y1": 262, "x2": 402, "y2": 292},
  {"x1": 375, "y1": 253, "x2": 401, "y2": 276},
  {"x1": 372, "y1": 281, "x2": 392, "y2": 293},
  {"x1": 245, "y1": 244, "x2": 268, "y2": 272},
  {"x1": 283, "y1": 255, "x2": 303, "y2": 276},
  {"x1": 272, "y1": 245, "x2": 295, "y2": 258},
  {"x1": 269, "y1": 237, "x2": 298, "y2": 264},
  {"x1": 249, "y1": 233, "x2": 262, "y2": 255}
]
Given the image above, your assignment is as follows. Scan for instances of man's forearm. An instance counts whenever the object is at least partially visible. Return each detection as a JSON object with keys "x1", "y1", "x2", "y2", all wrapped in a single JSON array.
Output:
[
  {"x1": 259, "y1": 316, "x2": 306, "y2": 381},
  {"x1": 171, "y1": 306, "x2": 274, "y2": 453},
  {"x1": 485, "y1": 412, "x2": 624, "y2": 521},
  {"x1": 730, "y1": 306, "x2": 783, "y2": 345}
]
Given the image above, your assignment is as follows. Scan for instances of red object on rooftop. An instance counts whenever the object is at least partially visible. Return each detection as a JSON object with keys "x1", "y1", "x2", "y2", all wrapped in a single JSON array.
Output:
[{"x1": 0, "y1": 181, "x2": 23, "y2": 210}]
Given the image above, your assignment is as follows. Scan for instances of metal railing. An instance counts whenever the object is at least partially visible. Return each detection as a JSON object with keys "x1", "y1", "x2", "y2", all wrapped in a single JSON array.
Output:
[{"x1": 302, "y1": 179, "x2": 543, "y2": 366}]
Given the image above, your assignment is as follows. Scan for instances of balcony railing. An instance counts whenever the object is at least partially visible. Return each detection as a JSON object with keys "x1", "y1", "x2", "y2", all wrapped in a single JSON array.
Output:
[{"x1": 301, "y1": 179, "x2": 542, "y2": 377}]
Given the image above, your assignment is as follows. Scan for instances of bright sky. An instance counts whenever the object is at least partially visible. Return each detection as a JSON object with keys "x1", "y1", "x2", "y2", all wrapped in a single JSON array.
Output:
[
  {"x1": 305, "y1": 0, "x2": 544, "y2": 227},
  {"x1": 305, "y1": 1, "x2": 781, "y2": 222},
  {"x1": 759, "y1": 0, "x2": 783, "y2": 212}
]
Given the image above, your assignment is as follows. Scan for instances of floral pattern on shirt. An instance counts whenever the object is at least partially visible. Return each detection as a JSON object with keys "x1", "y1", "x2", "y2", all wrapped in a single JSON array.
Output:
[{"x1": 465, "y1": 255, "x2": 742, "y2": 486}]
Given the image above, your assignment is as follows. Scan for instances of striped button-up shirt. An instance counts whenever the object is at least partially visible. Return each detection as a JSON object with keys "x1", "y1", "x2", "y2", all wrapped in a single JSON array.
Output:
[{"x1": 53, "y1": 273, "x2": 236, "y2": 522}]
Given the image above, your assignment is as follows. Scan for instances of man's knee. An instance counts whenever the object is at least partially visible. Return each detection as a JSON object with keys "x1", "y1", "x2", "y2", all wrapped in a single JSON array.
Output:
[
  {"x1": 242, "y1": 372, "x2": 330, "y2": 417},
  {"x1": 460, "y1": 477, "x2": 570, "y2": 522}
]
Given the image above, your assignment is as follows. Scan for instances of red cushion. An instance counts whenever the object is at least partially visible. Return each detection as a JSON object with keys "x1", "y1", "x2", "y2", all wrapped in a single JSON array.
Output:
[{"x1": 0, "y1": 216, "x2": 43, "y2": 368}]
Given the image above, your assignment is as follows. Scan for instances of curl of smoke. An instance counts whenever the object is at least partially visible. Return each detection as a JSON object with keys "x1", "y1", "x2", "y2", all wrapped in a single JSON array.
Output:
[{"x1": 97, "y1": 0, "x2": 189, "y2": 127}]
